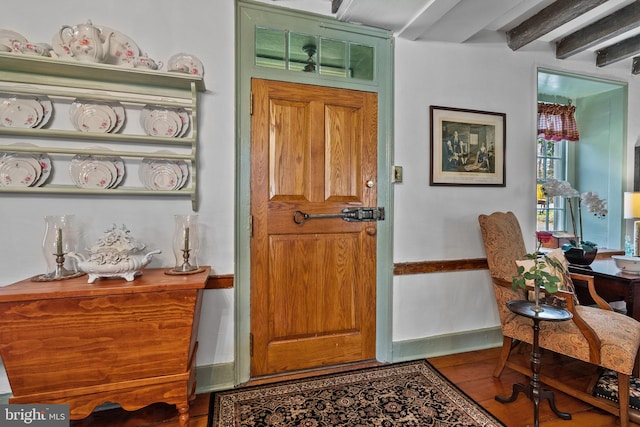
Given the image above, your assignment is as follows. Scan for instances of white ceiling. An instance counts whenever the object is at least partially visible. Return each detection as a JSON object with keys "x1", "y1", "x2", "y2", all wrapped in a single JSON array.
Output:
[
  {"x1": 265, "y1": 0, "x2": 634, "y2": 98},
  {"x1": 334, "y1": 0, "x2": 638, "y2": 48}
]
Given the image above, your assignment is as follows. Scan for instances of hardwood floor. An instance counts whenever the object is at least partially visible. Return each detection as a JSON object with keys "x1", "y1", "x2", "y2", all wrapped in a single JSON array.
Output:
[
  {"x1": 431, "y1": 346, "x2": 639, "y2": 427},
  {"x1": 70, "y1": 346, "x2": 638, "y2": 427}
]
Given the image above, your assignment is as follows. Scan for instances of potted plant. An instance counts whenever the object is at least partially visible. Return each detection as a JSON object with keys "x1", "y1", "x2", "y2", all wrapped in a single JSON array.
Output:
[
  {"x1": 541, "y1": 179, "x2": 608, "y2": 265},
  {"x1": 512, "y1": 231, "x2": 566, "y2": 312}
]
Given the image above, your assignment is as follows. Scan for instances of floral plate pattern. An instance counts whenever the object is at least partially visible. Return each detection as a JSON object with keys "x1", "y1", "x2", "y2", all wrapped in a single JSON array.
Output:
[
  {"x1": 0, "y1": 94, "x2": 53, "y2": 129},
  {"x1": 0, "y1": 146, "x2": 51, "y2": 187},
  {"x1": 69, "y1": 153, "x2": 125, "y2": 189}
]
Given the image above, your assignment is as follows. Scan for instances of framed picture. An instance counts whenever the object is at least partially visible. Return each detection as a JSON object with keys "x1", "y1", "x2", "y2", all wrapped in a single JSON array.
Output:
[{"x1": 430, "y1": 106, "x2": 506, "y2": 186}]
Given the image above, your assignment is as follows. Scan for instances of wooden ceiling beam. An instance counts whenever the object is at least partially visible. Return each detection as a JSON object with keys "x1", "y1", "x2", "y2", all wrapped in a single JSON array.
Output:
[
  {"x1": 596, "y1": 33, "x2": 640, "y2": 67},
  {"x1": 506, "y1": 0, "x2": 608, "y2": 51},
  {"x1": 331, "y1": 0, "x2": 343, "y2": 14},
  {"x1": 556, "y1": 0, "x2": 640, "y2": 59}
]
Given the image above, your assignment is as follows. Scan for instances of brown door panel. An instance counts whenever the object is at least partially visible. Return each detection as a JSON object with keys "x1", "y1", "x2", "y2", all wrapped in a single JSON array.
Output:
[{"x1": 250, "y1": 79, "x2": 378, "y2": 376}]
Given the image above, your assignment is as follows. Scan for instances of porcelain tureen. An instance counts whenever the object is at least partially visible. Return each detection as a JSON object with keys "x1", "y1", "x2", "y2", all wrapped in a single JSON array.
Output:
[{"x1": 68, "y1": 224, "x2": 160, "y2": 283}]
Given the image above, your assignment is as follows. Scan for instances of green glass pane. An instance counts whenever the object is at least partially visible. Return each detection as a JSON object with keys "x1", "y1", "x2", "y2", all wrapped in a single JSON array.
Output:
[
  {"x1": 319, "y1": 38, "x2": 347, "y2": 77},
  {"x1": 536, "y1": 158, "x2": 545, "y2": 179},
  {"x1": 350, "y1": 43, "x2": 374, "y2": 80},
  {"x1": 256, "y1": 27, "x2": 286, "y2": 70},
  {"x1": 290, "y1": 32, "x2": 317, "y2": 72},
  {"x1": 256, "y1": 28, "x2": 375, "y2": 81}
]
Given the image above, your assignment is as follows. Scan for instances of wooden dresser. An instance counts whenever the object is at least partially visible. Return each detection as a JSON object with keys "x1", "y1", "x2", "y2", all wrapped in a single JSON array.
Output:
[{"x1": 0, "y1": 267, "x2": 209, "y2": 427}]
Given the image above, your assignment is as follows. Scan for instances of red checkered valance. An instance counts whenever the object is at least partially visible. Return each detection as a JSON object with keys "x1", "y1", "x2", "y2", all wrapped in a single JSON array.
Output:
[{"x1": 537, "y1": 102, "x2": 580, "y2": 142}]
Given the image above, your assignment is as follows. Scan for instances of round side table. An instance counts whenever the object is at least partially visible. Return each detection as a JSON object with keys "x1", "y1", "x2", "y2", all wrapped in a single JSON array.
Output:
[{"x1": 495, "y1": 300, "x2": 573, "y2": 427}]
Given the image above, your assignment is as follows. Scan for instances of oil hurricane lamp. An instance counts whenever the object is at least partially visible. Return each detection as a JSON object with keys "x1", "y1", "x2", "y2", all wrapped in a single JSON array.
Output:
[
  {"x1": 35, "y1": 214, "x2": 84, "y2": 281},
  {"x1": 167, "y1": 214, "x2": 204, "y2": 275}
]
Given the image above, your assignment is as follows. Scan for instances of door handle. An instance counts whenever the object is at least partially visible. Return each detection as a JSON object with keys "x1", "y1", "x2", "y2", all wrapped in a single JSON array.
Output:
[{"x1": 293, "y1": 207, "x2": 385, "y2": 225}]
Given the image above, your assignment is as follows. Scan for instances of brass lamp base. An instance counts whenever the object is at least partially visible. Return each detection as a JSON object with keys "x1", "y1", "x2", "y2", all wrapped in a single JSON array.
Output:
[
  {"x1": 165, "y1": 266, "x2": 206, "y2": 276},
  {"x1": 32, "y1": 271, "x2": 86, "y2": 282}
]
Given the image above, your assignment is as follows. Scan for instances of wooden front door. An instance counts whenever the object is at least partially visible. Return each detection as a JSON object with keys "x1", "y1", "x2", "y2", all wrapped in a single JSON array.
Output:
[{"x1": 250, "y1": 78, "x2": 379, "y2": 376}]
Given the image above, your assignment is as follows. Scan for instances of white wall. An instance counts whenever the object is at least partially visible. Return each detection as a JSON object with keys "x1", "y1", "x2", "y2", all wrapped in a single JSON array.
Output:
[
  {"x1": 2, "y1": 0, "x2": 640, "y2": 395},
  {"x1": 391, "y1": 38, "x2": 640, "y2": 341},
  {"x1": 0, "y1": 0, "x2": 236, "y2": 393}
]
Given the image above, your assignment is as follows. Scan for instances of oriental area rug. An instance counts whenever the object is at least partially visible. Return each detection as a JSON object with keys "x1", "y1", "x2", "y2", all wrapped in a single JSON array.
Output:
[{"x1": 208, "y1": 359, "x2": 505, "y2": 426}]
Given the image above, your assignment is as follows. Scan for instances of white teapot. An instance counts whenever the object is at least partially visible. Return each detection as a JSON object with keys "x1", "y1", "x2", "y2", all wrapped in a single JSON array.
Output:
[{"x1": 59, "y1": 20, "x2": 112, "y2": 63}]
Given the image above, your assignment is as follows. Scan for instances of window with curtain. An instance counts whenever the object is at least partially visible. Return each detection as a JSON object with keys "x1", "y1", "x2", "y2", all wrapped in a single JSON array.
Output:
[
  {"x1": 537, "y1": 103, "x2": 580, "y2": 142},
  {"x1": 536, "y1": 102, "x2": 578, "y2": 232}
]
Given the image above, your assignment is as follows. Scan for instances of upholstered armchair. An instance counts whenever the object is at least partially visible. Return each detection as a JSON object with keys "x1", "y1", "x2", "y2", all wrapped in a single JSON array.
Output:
[{"x1": 478, "y1": 211, "x2": 640, "y2": 426}]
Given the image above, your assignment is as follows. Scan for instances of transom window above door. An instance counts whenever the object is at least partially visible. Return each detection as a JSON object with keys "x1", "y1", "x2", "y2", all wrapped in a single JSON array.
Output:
[{"x1": 255, "y1": 26, "x2": 374, "y2": 80}]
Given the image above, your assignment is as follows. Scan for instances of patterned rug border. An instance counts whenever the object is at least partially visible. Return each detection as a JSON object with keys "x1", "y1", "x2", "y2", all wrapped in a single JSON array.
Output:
[{"x1": 208, "y1": 359, "x2": 505, "y2": 427}]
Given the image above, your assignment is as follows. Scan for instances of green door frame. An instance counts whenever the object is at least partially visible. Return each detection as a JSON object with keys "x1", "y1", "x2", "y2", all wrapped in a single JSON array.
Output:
[{"x1": 235, "y1": 0, "x2": 395, "y2": 384}]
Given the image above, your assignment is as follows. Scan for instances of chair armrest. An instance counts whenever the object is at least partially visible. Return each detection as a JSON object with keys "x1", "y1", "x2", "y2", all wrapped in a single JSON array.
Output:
[
  {"x1": 566, "y1": 273, "x2": 609, "y2": 363},
  {"x1": 569, "y1": 272, "x2": 613, "y2": 311},
  {"x1": 491, "y1": 277, "x2": 512, "y2": 288},
  {"x1": 568, "y1": 301, "x2": 603, "y2": 364},
  {"x1": 524, "y1": 283, "x2": 604, "y2": 364}
]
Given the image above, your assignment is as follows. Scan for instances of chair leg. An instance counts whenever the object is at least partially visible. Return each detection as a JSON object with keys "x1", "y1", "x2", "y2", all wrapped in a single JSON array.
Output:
[
  {"x1": 494, "y1": 336, "x2": 512, "y2": 377},
  {"x1": 618, "y1": 372, "x2": 630, "y2": 427}
]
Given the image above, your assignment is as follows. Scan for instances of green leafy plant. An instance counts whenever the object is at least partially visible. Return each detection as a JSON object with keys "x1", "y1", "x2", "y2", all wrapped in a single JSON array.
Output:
[{"x1": 512, "y1": 231, "x2": 565, "y2": 294}]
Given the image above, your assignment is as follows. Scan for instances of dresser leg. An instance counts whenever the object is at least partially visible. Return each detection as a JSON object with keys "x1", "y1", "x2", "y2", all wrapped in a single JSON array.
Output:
[{"x1": 177, "y1": 404, "x2": 190, "y2": 427}]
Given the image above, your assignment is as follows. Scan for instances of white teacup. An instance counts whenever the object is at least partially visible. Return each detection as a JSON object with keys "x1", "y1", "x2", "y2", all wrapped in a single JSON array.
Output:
[
  {"x1": 12, "y1": 41, "x2": 50, "y2": 56},
  {"x1": 132, "y1": 56, "x2": 162, "y2": 70},
  {"x1": 167, "y1": 53, "x2": 203, "y2": 76}
]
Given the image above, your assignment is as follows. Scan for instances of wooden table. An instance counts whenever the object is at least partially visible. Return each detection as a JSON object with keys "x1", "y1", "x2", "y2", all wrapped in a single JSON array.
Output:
[
  {"x1": 569, "y1": 260, "x2": 640, "y2": 321},
  {"x1": 0, "y1": 267, "x2": 209, "y2": 427},
  {"x1": 495, "y1": 300, "x2": 573, "y2": 427}
]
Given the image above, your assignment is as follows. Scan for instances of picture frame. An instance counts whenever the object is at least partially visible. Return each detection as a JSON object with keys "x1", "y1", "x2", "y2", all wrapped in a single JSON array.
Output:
[{"x1": 430, "y1": 106, "x2": 506, "y2": 186}]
